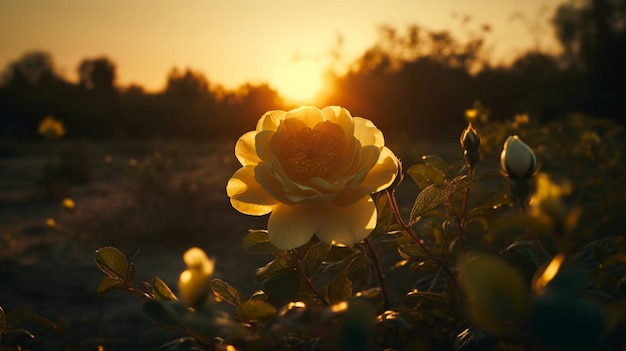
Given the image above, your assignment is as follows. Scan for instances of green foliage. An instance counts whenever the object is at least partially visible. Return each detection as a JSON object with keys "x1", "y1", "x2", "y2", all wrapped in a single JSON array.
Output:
[
  {"x1": 210, "y1": 279, "x2": 242, "y2": 306},
  {"x1": 0, "y1": 305, "x2": 64, "y2": 350},
  {"x1": 7, "y1": 111, "x2": 625, "y2": 350},
  {"x1": 241, "y1": 229, "x2": 281, "y2": 255}
]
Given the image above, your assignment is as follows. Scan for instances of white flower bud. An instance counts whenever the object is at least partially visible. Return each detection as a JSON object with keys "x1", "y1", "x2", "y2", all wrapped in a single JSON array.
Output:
[
  {"x1": 500, "y1": 136, "x2": 537, "y2": 180},
  {"x1": 178, "y1": 247, "x2": 214, "y2": 306}
]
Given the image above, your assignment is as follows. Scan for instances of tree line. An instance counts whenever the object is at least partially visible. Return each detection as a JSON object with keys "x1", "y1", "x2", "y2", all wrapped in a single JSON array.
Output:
[{"x1": 1, "y1": 0, "x2": 624, "y2": 140}]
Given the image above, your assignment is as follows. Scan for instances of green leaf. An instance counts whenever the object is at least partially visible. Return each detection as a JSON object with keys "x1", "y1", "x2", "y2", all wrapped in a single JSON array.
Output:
[
  {"x1": 236, "y1": 300, "x2": 277, "y2": 322},
  {"x1": 248, "y1": 290, "x2": 269, "y2": 301},
  {"x1": 406, "y1": 164, "x2": 446, "y2": 189},
  {"x1": 96, "y1": 276, "x2": 125, "y2": 294},
  {"x1": 347, "y1": 254, "x2": 370, "y2": 287},
  {"x1": 375, "y1": 194, "x2": 394, "y2": 229},
  {"x1": 262, "y1": 272, "x2": 301, "y2": 301},
  {"x1": 143, "y1": 300, "x2": 187, "y2": 329},
  {"x1": 325, "y1": 246, "x2": 356, "y2": 262},
  {"x1": 328, "y1": 271, "x2": 352, "y2": 303},
  {"x1": 459, "y1": 254, "x2": 526, "y2": 332},
  {"x1": 403, "y1": 291, "x2": 454, "y2": 309},
  {"x1": 449, "y1": 174, "x2": 475, "y2": 192},
  {"x1": 95, "y1": 247, "x2": 129, "y2": 280},
  {"x1": 396, "y1": 234, "x2": 428, "y2": 262},
  {"x1": 370, "y1": 230, "x2": 405, "y2": 245},
  {"x1": 447, "y1": 159, "x2": 467, "y2": 178},
  {"x1": 256, "y1": 254, "x2": 296, "y2": 282},
  {"x1": 242, "y1": 229, "x2": 281, "y2": 255},
  {"x1": 210, "y1": 278, "x2": 242, "y2": 306},
  {"x1": 305, "y1": 241, "x2": 331, "y2": 275},
  {"x1": 322, "y1": 251, "x2": 361, "y2": 273},
  {"x1": 409, "y1": 184, "x2": 455, "y2": 225},
  {"x1": 421, "y1": 155, "x2": 450, "y2": 176},
  {"x1": 474, "y1": 190, "x2": 512, "y2": 211},
  {"x1": 397, "y1": 242, "x2": 429, "y2": 262},
  {"x1": 501, "y1": 241, "x2": 550, "y2": 269},
  {"x1": 153, "y1": 277, "x2": 178, "y2": 301}
]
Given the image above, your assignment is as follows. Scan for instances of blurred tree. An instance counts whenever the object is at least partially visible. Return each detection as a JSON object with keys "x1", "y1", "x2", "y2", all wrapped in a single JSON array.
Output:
[
  {"x1": 324, "y1": 24, "x2": 483, "y2": 137},
  {"x1": 78, "y1": 57, "x2": 117, "y2": 95},
  {"x1": 0, "y1": 51, "x2": 64, "y2": 90},
  {"x1": 0, "y1": 51, "x2": 74, "y2": 137},
  {"x1": 552, "y1": 0, "x2": 626, "y2": 117},
  {"x1": 224, "y1": 83, "x2": 285, "y2": 135},
  {"x1": 165, "y1": 68, "x2": 210, "y2": 100}
]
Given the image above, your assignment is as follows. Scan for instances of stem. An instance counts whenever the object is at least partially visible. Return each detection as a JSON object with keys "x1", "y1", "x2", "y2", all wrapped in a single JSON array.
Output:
[
  {"x1": 361, "y1": 238, "x2": 389, "y2": 309},
  {"x1": 296, "y1": 259, "x2": 329, "y2": 306},
  {"x1": 124, "y1": 282, "x2": 153, "y2": 300},
  {"x1": 457, "y1": 167, "x2": 475, "y2": 255},
  {"x1": 385, "y1": 189, "x2": 461, "y2": 295}
]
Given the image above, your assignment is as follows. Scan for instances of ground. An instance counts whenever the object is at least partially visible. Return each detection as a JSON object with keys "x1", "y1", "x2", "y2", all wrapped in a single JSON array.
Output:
[{"x1": 0, "y1": 137, "x2": 456, "y2": 350}]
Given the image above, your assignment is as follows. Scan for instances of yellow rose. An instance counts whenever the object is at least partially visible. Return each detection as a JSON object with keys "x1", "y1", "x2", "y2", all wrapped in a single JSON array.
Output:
[{"x1": 227, "y1": 106, "x2": 399, "y2": 250}]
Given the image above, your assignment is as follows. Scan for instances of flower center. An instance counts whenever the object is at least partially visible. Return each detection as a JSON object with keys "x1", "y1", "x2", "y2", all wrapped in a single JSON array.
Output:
[{"x1": 275, "y1": 124, "x2": 343, "y2": 180}]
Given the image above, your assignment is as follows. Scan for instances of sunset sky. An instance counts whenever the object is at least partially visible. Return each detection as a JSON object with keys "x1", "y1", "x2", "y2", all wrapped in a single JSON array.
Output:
[{"x1": 0, "y1": 0, "x2": 566, "y2": 97}]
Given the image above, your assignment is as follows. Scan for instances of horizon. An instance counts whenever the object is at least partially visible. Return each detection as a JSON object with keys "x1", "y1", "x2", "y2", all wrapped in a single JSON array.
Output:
[{"x1": 0, "y1": 0, "x2": 566, "y2": 100}]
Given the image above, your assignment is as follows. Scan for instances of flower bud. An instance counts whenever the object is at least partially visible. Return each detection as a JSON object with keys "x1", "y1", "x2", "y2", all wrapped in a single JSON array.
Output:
[
  {"x1": 178, "y1": 247, "x2": 214, "y2": 307},
  {"x1": 460, "y1": 123, "x2": 481, "y2": 152},
  {"x1": 500, "y1": 136, "x2": 537, "y2": 180}
]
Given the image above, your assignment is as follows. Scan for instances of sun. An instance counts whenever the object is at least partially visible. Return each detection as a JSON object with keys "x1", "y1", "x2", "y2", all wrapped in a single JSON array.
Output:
[{"x1": 270, "y1": 60, "x2": 324, "y2": 104}]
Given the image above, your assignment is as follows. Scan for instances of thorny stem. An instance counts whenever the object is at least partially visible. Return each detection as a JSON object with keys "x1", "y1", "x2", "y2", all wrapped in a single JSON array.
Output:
[
  {"x1": 296, "y1": 259, "x2": 329, "y2": 306},
  {"x1": 457, "y1": 167, "x2": 475, "y2": 255},
  {"x1": 361, "y1": 238, "x2": 390, "y2": 309},
  {"x1": 385, "y1": 188, "x2": 461, "y2": 295}
]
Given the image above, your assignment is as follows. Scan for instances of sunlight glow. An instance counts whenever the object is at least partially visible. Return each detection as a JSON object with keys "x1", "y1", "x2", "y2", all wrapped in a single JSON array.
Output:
[
  {"x1": 534, "y1": 253, "x2": 565, "y2": 293},
  {"x1": 270, "y1": 60, "x2": 324, "y2": 104},
  {"x1": 330, "y1": 301, "x2": 348, "y2": 313}
]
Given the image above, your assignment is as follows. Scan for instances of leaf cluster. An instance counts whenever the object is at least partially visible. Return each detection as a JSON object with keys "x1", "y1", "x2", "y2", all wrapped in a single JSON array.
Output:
[{"x1": 88, "y1": 114, "x2": 626, "y2": 350}]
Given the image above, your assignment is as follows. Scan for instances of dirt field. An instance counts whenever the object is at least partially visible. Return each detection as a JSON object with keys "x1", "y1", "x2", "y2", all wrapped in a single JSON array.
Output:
[
  {"x1": 0, "y1": 139, "x2": 275, "y2": 350},
  {"x1": 0, "y1": 137, "x2": 456, "y2": 350}
]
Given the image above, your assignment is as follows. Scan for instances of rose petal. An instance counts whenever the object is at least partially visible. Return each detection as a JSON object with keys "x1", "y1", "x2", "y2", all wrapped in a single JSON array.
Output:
[
  {"x1": 284, "y1": 106, "x2": 323, "y2": 127},
  {"x1": 254, "y1": 163, "x2": 298, "y2": 205},
  {"x1": 268, "y1": 203, "x2": 320, "y2": 250},
  {"x1": 227, "y1": 166, "x2": 278, "y2": 215},
  {"x1": 315, "y1": 196, "x2": 377, "y2": 246},
  {"x1": 331, "y1": 187, "x2": 368, "y2": 207},
  {"x1": 235, "y1": 131, "x2": 260, "y2": 166},
  {"x1": 361, "y1": 147, "x2": 399, "y2": 192},
  {"x1": 333, "y1": 142, "x2": 380, "y2": 177},
  {"x1": 280, "y1": 115, "x2": 308, "y2": 132},
  {"x1": 255, "y1": 130, "x2": 275, "y2": 162},
  {"x1": 256, "y1": 110, "x2": 286, "y2": 132},
  {"x1": 321, "y1": 106, "x2": 354, "y2": 140},
  {"x1": 353, "y1": 117, "x2": 384, "y2": 148}
]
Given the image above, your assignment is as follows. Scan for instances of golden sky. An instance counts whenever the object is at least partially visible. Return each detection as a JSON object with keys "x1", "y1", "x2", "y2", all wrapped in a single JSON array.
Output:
[{"x1": 0, "y1": 0, "x2": 565, "y2": 94}]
